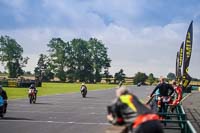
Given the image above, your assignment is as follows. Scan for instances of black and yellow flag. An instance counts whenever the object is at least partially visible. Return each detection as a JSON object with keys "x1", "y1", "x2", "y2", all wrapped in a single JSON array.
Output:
[
  {"x1": 179, "y1": 42, "x2": 184, "y2": 69},
  {"x1": 175, "y1": 51, "x2": 179, "y2": 79},
  {"x1": 182, "y1": 21, "x2": 193, "y2": 88},
  {"x1": 177, "y1": 42, "x2": 184, "y2": 82}
]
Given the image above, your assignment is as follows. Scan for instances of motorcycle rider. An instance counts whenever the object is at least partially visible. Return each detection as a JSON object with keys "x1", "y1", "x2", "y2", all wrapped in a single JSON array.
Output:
[
  {"x1": 80, "y1": 83, "x2": 87, "y2": 95},
  {"x1": 107, "y1": 86, "x2": 163, "y2": 133},
  {"x1": 169, "y1": 80, "x2": 182, "y2": 112},
  {"x1": 150, "y1": 77, "x2": 174, "y2": 113},
  {"x1": 29, "y1": 84, "x2": 38, "y2": 99},
  {"x1": 0, "y1": 85, "x2": 8, "y2": 114}
]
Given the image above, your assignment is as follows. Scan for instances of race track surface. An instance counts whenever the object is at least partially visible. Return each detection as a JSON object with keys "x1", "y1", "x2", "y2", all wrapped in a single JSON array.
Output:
[{"x1": 0, "y1": 86, "x2": 154, "y2": 133}]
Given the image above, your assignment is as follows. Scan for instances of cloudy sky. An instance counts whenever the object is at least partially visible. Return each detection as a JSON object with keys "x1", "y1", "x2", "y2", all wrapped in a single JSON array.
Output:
[{"x1": 0, "y1": 0, "x2": 200, "y2": 78}]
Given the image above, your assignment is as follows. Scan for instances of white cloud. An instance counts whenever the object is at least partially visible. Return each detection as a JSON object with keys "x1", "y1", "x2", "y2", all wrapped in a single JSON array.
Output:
[
  {"x1": 94, "y1": 22, "x2": 200, "y2": 78},
  {"x1": 0, "y1": 0, "x2": 200, "y2": 78},
  {"x1": 1, "y1": 20, "x2": 199, "y2": 78}
]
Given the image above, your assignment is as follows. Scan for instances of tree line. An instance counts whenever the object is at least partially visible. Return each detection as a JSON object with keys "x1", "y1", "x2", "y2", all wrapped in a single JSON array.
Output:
[
  {"x1": 0, "y1": 35, "x2": 112, "y2": 83},
  {"x1": 1, "y1": 35, "x2": 199, "y2": 84},
  {"x1": 0, "y1": 36, "x2": 29, "y2": 78},
  {"x1": 35, "y1": 38, "x2": 111, "y2": 83}
]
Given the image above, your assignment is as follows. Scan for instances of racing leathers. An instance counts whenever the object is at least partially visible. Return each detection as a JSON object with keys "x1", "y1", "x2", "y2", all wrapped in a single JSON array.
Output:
[{"x1": 108, "y1": 93, "x2": 163, "y2": 133}]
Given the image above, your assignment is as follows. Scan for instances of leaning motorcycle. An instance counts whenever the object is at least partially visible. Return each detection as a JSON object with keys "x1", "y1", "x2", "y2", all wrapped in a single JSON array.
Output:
[
  {"x1": 80, "y1": 87, "x2": 87, "y2": 98},
  {"x1": 28, "y1": 89, "x2": 36, "y2": 104}
]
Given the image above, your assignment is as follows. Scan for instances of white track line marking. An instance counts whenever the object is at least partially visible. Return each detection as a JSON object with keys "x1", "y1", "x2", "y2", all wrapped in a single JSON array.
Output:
[
  {"x1": 7, "y1": 110, "x2": 106, "y2": 115},
  {"x1": 9, "y1": 101, "x2": 108, "y2": 107},
  {"x1": 0, "y1": 119, "x2": 110, "y2": 125}
]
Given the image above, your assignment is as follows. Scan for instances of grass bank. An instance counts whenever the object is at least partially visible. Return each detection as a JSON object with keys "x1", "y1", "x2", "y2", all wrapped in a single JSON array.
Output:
[{"x1": 4, "y1": 82, "x2": 117, "y2": 99}]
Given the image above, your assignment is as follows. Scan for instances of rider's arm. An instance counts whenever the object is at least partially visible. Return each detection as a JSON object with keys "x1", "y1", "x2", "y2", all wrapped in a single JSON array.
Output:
[
  {"x1": 107, "y1": 100, "x2": 125, "y2": 125},
  {"x1": 150, "y1": 85, "x2": 159, "y2": 97},
  {"x1": 108, "y1": 114, "x2": 124, "y2": 125},
  {"x1": 80, "y1": 86, "x2": 83, "y2": 90},
  {"x1": 177, "y1": 87, "x2": 182, "y2": 101},
  {"x1": 35, "y1": 87, "x2": 38, "y2": 93}
]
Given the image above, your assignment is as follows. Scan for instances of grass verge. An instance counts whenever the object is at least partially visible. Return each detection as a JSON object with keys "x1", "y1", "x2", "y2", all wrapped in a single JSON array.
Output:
[{"x1": 4, "y1": 82, "x2": 117, "y2": 99}]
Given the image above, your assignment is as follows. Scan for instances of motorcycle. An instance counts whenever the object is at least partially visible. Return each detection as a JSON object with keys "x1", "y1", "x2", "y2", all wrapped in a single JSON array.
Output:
[
  {"x1": 28, "y1": 89, "x2": 36, "y2": 104},
  {"x1": 147, "y1": 93, "x2": 171, "y2": 114},
  {"x1": 157, "y1": 96, "x2": 171, "y2": 113},
  {"x1": 0, "y1": 99, "x2": 7, "y2": 118},
  {"x1": 80, "y1": 87, "x2": 87, "y2": 98}
]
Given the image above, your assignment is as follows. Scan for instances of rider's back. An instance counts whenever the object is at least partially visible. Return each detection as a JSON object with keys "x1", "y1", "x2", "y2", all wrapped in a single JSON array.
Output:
[
  {"x1": 157, "y1": 83, "x2": 173, "y2": 96},
  {"x1": 81, "y1": 85, "x2": 87, "y2": 91}
]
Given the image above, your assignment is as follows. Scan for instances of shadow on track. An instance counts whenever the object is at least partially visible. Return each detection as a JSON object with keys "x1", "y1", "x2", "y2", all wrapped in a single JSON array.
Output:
[
  {"x1": 82, "y1": 96, "x2": 97, "y2": 99},
  {"x1": 1, "y1": 117, "x2": 33, "y2": 121},
  {"x1": 34, "y1": 102, "x2": 54, "y2": 105}
]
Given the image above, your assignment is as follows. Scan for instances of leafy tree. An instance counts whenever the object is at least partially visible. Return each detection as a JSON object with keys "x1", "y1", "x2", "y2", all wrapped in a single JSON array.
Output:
[
  {"x1": 47, "y1": 38, "x2": 70, "y2": 81},
  {"x1": 34, "y1": 54, "x2": 54, "y2": 81},
  {"x1": 167, "y1": 72, "x2": 176, "y2": 80},
  {"x1": 88, "y1": 38, "x2": 111, "y2": 82},
  {"x1": 46, "y1": 37, "x2": 111, "y2": 83},
  {"x1": 66, "y1": 38, "x2": 111, "y2": 83},
  {"x1": 0, "y1": 35, "x2": 29, "y2": 78},
  {"x1": 133, "y1": 72, "x2": 148, "y2": 85},
  {"x1": 147, "y1": 73, "x2": 155, "y2": 85},
  {"x1": 114, "y1": 69, "x2": 126, "y2": 84},
  {"x1": 69, "y1": 39, "x2": 93, "y2": 82}
]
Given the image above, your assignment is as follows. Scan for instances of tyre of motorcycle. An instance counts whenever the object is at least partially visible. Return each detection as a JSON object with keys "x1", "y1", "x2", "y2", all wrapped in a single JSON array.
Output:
[
  {"x1": 29, "y1": 98, "x2": 32, "y2": 104},
  {"x1": 81, "y1": 91, "x2": 86, "y2": 98},
  {"x1": 33, "y1": 96, "x2": 36, "y2": 104},
  {"x1": 29, "y1": 95, "x2": 32, "y2": 104},
  {"x1": 0, "y1": 106, "x2": 4, "y2": 118}
]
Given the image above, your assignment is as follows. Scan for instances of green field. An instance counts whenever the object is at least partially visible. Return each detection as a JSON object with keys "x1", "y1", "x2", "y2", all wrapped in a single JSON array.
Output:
[{"x1": 4, "y1": 82, "x2": 117, "y2": 99}]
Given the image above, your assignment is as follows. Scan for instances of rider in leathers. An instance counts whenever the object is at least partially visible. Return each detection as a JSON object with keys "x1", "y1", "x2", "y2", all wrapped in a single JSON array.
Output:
[
  {"x1": 150, "y1": 77, "x2": 174, "y2": 113},
  {"x1": 107, "y1": 86, "x2": 163, "y2": 133}
]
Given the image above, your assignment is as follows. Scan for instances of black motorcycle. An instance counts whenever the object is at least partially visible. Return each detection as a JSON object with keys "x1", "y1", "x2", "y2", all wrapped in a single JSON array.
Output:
[{"x1": 80, "y1": 86, "x2": 87, "y2": 98}]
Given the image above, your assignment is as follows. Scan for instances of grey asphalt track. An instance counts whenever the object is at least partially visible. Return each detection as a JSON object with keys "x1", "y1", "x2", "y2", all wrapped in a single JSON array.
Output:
[{"x1": 0, "y1": 86, "x2": 154, "y2": 133}]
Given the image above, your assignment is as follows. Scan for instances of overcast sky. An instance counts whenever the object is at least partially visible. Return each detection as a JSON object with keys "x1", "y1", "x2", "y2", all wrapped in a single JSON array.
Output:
[{"x1": 0, "y1": 0, "x2": 200, "y2": 78}]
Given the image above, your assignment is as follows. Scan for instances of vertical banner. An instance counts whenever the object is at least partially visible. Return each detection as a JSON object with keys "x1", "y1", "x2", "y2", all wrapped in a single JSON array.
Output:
[
  {"x1": 182, "y1": 21, "x2": 193, "y2": 89},
  {"x1": 178, "y1": 42, "x2": 184, "y2": 82},
  {"x1": 175, "y1": 52, "x2": 179, "y2": 79}
]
